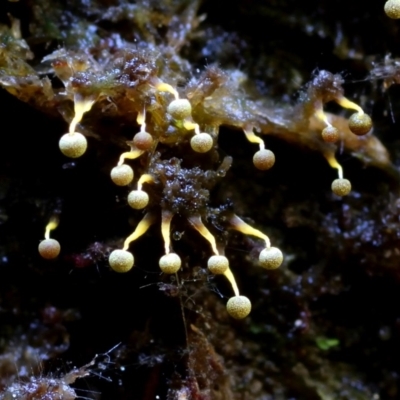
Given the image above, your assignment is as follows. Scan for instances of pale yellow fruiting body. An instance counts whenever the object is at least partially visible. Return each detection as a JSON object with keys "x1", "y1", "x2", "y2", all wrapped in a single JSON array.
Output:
[
  {"x1": 122, "y1": 213, "x2": 156, "y2": 251},
  {"x1": 133, "y1": 131, "x2": 154, "y2": 151},
  {"x1": 111, "y1": 164, "x2": 134, "y2": 186},
  {"x1": 253, "y1": 149, "x2": 275, "y2": 170},
  {"x1": 321, "y1": 126, "x2": 339, "y2": 143},
  {"x1": 331, "y1": 178, "x2": 352, "y2": 196},
  {"x1": 385, "y1": 0, "x2": 400, "y2": 18},
  {"x1": 127, "y1": 190, "x2": 149, "y2": 209},
  {"x1": 190, "y1": 133, "x2": 213, "y2": 153},
  {"x1": 259, "y1": 247, "x2": 283, "y2": 270},
  {"x1": 59, "y1": 132, "x2": 87, "y2": 158},
  {"x1": 109, "y1": 249, "x2": 134, "y2": 272},
  {"x1": 348, "y1": 113, "x2": 372, "y2": 136},
  {"x1": 207, "y1": 255, "x2": 229, "y2": 275},
  {"x1": 167, "y1": 99, "x2": 192, "y2": 120},
  {"x1": 226, "y1": 296, "x2": 252, "y2": 319},
  {"x1": 229, "y1": 214, "x2": 271, "y2": 248},
  {"x1": 187, "y1": 215, "x2": 219, "y2": 255},
  {"x1": 155, "y1": 82, "x2": 179, "y2": 99},
  {"x1": 38, "y1": 238, "x2": 61, "y2": 259},
  {"x1": 44, "y1": 217, "x2": 59, "y2": 240},
  {"x1": 159, "y1": 253, "x2": 181, "y2": 274}
]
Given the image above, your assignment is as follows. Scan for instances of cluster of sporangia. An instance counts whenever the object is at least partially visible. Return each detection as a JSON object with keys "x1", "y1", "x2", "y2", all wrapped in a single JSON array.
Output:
[{"x1": 37, "y1": 74, "x2": 373, "y2": 318}]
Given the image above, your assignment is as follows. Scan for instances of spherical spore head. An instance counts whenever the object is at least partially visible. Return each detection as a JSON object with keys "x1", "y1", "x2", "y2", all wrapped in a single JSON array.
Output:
[
  {"x1": 38, "y1": 239, "x2": 61, "y2": 259},
  {"x1": 59, "y1": 132, "x2": 87, "y2": 158},
  {"x1": 109, "y1": 250, "x2": 134, "y2": 273},
  {"x1": 111, "y1": 164, "x2": 134, "y2": 186},
  {"x1": 253, "y1": 149, "x2": 275, "y2": 170},
  {"x1": 348, "y1": 113, "x2": 372, "y2": 136},
  {"x1": 167, "y1": 99, "x2": 192, "y2": 120},
  {"x1": 385, "y1": 0, "x2": 400, "y2": 18},
  {"x1": 331, "y1": 178, "x2": 352, "y2": 196},
  {"x1": 226, "y1": 296, "x2": 252, "y2": 319},
  {"x1": 190, "y1": 133, "x2": 213, "y2": 153},
  {"x1": 127, "y1": 190, "x2": 149, "y2": 209},
  {"x1": 133, "y1": 131, "x2": 154, "y2": 151},
  {"x1": 321, "y1": 126, "x2": 339, "y2": 143},
  {"x1": 207, "y1": 255, "x2": 229, "y2": 274},
  {"x1": 259, "y1": 247, "x2": 283, "y2": 270},
  {"x1": 159, "y1": 253, "x2": 181, "y2": 274}
]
